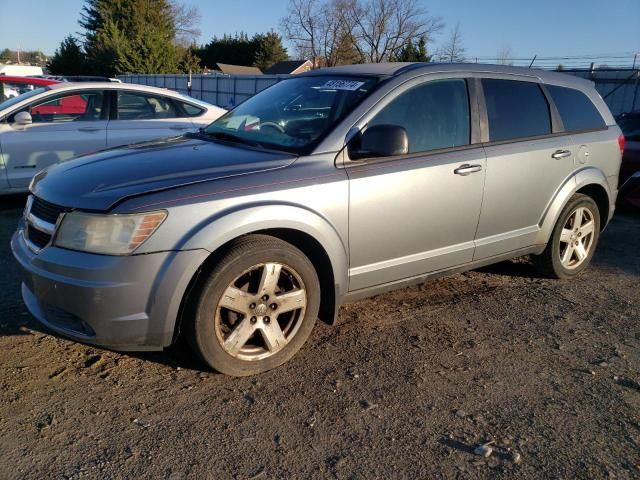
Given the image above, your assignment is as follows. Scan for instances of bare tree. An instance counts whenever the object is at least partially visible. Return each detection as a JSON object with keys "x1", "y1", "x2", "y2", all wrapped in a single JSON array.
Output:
[
  {"x1": 496, "y1": 46, "x2": 513, "y2": 65},
  {"x1": 170, "y1": 1, "x2": 202, "y2": 46},
  {"x1": 343, "y1": 0, "x2": 443, "y2": 63},
  {"x1": 280, "y1": 0, "x2": 358, "y2": 67},
  {"x1": 281, "y1": 0, "x2": 442, "y2": 65},
  {"x1": 438, "y1": 23, "x2": 466, "y2": 62}
]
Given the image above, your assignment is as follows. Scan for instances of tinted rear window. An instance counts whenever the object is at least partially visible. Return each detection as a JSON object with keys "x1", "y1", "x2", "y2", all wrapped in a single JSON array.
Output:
[
  {"x1": 482, "y1": 79, "x2": 551, "y2": 142},
  {"x1": 546, "y1": 85, "x2": 605, "y2": 132}
]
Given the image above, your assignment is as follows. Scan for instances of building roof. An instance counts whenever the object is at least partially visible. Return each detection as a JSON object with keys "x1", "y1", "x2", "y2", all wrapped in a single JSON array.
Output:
[
  {"x1": 216, "y1": 63, "x2": 263, "y2": 75},
  {"x1": 264, "y1": 60, "x2": 313, "y2": 75}
]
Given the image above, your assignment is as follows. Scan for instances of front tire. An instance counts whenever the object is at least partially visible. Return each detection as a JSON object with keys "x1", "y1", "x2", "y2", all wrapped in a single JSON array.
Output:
[
  {"x1": 188, "y1": 235, "x2": 320, "y2": 376},
  {"x1": 532, "y1": 194, "x2": 600, "y2": 279}
]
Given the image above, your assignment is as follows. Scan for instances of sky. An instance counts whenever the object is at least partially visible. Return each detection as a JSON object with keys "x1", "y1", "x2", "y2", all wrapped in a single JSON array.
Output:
[{"x1": 0, "y1": 0, "x2": 638, "y2": 67}]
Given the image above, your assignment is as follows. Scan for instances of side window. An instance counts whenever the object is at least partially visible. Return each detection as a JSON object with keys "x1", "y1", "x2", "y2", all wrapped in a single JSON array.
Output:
[
  {"x1": 369, "y1": 79, "x2": 470, "y2": 153},
  {"x1": 117, "y1": 92, "x2": 178, "y2": 120},
  {"x1": 29, "y1": 91, "x2": 104, "y2": 123},
  {"x1": 179, "y1": 102, "x2": 205, "y2": 117},
  {"x1": 482, "y1": 79, "x2": 551, "y2": 142},
  {"x1": 546, "y1": 85, "x2": 606, "y2": 132}
]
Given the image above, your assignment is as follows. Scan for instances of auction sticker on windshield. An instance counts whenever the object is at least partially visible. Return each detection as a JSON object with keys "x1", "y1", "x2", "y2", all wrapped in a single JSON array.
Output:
[{"x1": 321, "y1": 80, "x2": 365, "y2": 91}]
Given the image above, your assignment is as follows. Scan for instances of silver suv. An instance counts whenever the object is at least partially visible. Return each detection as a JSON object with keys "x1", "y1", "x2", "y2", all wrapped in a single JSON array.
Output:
[{"x1": 12, "y1": 63, "x2": 623, "y2": 376}]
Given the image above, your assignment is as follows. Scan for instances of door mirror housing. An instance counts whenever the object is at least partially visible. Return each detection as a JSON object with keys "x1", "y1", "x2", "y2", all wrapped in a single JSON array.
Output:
[
  {"x1": 13, "y1": 111, "x2": 33, "y2": 126},
  {"x1": 350, "y1": 124, "x2": 409, "y2": 159}
]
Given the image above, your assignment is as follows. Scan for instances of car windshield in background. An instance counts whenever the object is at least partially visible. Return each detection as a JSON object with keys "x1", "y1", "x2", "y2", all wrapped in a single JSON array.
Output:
[
  {"x1": 618, "y1": 115, "x2": 640, "y2": 141},
  {"x1": 204, "y1": 76, "x2": 378, "y2": 153},
  {"x1": 0, "y1": 87, "x2": 48, "y2": 112}
]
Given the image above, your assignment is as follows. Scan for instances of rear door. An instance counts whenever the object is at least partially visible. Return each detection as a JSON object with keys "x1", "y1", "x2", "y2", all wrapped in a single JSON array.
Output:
[
  {"x1": 2, "y1": 89, "x2": 108, "y2": 189},
  {"x1": 474, "y1": 78, "x2": 575, "y2": 259},
  {"x1": 106, "y1": 90, "x2": 196, "y2": 147}
]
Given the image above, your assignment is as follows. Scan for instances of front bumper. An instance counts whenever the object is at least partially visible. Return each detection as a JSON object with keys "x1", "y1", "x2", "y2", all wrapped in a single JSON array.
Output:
[{"x1": 11, "y1": 228, "x2": 209, "y2": 351}]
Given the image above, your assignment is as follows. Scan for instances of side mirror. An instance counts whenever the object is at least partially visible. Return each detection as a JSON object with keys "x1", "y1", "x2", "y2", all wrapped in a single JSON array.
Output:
[
  {"x1": 350, "y1": 124, "x2": 409, "y2": 159},
  {"x1": 14, "y1": 111, "x2": 33, "y2": 126}
]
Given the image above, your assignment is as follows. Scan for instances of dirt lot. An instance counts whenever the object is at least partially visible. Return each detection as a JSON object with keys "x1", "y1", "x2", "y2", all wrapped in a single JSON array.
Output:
[{"x1": 0, "y1": 194, "x2": 638, "y2": 480}]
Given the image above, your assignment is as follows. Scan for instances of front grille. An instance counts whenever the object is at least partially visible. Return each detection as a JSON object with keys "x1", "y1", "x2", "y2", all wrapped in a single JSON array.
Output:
[
  {"x1": 30, "y1": 197, "x2": 69, "y2": 224},
  {"x1": 26, "y1": 226, "x2": 52, "y2": 249},
  {"x1": 24, "y1": 196, "x2": 70, "y2": 252}
]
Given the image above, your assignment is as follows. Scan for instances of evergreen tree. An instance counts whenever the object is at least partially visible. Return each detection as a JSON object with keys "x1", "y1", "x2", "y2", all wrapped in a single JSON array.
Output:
[
  {"x1": 47, "y1": 36, "x2": 89, "y2": 75},
  {"x1": 197, "y1": 33, "x2": 257, "y2": 68},
  {"x1": 180, "y1": 45, "x2": 202, "y2": 74},
  {"x1": 80, "y1": 0, "x2": 182, "y2": 75},
  {"x1": 395, "y1": 36, "x2": 431, "y2": 62},
  {"x1": 254, "y1": 32, "x2": 288, "y2": 71}
]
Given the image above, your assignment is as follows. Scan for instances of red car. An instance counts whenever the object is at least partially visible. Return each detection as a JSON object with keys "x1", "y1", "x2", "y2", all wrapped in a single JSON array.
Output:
[
  {"x1": 0, "y1": 76, "x2": 89, "y2": 116},
  {"x1": 0, "y1": 76, "x2": 60, "y2": 102},
  {"x1": 617, "y1": 112, "x2": 640, "y2": 208}
]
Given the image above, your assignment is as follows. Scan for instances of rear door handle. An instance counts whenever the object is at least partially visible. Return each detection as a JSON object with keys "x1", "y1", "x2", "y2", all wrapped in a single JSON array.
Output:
[
  {"x1": 552, "y1": 149, "x2": 572, "y2": 159},
  {"x1": 454, "y1": 164, "x2": 483, "y2": 176},
  {"x1": 78, "y1": 127, "x2": 101, "y2": 133}
]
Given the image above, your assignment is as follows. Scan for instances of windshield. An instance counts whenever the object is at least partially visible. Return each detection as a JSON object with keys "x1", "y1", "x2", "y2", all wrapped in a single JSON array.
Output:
[
  {"x1": 204, "y1": 76, "x2": 379, "y2": 153},
  {"x1": 0, "y1": 87, "x2": 48, "y2": 112}
]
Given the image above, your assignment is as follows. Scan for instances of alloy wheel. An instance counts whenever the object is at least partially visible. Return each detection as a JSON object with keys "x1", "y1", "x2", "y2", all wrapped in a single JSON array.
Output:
[
  {"x1": 214, "y1": 262, "x2": 307, "y2": 361},
  {"x1": 558, "y1": 206, "x2": 596, "y2": 269}
]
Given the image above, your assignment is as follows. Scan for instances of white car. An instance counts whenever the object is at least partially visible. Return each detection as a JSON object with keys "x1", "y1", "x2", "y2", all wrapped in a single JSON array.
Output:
[{"x1": 0, "y1": 83, "x2": 226, "y2": 193}]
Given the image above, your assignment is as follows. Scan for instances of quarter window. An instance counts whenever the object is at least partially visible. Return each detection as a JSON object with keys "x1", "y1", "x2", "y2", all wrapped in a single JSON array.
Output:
[
  {"x1": 369, "y1": 79, "x2": 470, "y2": 154},
  {"x1": 117, "y1": 92, "x2": 178, "y2": 120},
  {"x1": 180, "y1": 102, "x2": 204, "y2": 117},
  {"x1": 546, "y1": 85, "x2": 605, "y2": 132},
  {"x1": 482, "y1": 79, "x2": 551, "y2": 142}
]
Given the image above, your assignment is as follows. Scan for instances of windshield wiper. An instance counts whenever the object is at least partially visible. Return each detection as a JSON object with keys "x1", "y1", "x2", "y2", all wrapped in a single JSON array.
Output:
[{"x1": 202, "y1": 130, "x2": 265, "y2": 149}]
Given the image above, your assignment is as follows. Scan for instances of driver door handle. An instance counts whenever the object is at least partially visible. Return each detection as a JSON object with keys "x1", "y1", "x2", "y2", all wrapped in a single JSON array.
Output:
[
  {"x1": 552, "y1": 149, "x2": 572, "y2": 159},
  {"x1": 454, "y1": 164, "x2": 483, "y2": 176},
  {"x1": 78, "y1": 127, "x2": 101, "y2": 133}
]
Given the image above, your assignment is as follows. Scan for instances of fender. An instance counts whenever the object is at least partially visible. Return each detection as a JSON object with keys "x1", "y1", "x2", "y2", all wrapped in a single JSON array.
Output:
[
  {"x1": 535, "y1": 166, "x2": 612, "y2": 246},
  {"x1": 180, "y1": 202, "x2": 350, "y2": 303}
]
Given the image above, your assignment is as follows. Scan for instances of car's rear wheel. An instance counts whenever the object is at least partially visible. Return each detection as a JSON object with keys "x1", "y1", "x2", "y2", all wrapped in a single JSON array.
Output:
[
  {"x1": 188, "y1": 235, "x2": 320, "y2": 376},
  {"x1": 532, "y1": 193, "x2": 600, "y2": 279}
]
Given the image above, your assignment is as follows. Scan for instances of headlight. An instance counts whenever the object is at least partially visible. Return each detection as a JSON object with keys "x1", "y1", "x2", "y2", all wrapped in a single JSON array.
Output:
[{"x1": 54, "y1": 211, "x2": 167, "y2": 255}]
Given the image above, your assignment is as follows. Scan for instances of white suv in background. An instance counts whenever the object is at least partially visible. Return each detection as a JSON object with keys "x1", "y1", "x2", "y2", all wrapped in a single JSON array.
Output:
[{"x1": 0, "y1": 83, "x2": 225, "y2": 193}]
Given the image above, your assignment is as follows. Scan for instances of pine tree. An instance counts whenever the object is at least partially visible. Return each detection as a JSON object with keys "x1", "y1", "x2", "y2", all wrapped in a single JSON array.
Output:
[
  {"x1": 80, "y1": 0, "x2": 182, "y2": 75},
  {"x1": 47, "y1": 36, "x2": 89, "y2": 75},
  {"x1": 395, "y1": 36, "x2": 431, "y2": 62},
  {"x1": 254, "y1": 32, "x2": 288, "y2": 71}
]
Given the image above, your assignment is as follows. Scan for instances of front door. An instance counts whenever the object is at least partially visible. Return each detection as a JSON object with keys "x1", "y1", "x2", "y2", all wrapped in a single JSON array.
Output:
[
  {"x1": 346, "y1": 78, "x2": 486, "y2": 291},
  {"x1": 2, "y1": 89, "x2": 107, "y2": 189}
]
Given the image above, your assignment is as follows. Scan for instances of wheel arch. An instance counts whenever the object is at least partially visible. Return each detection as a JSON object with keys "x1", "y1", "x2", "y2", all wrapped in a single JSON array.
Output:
[
  {"x1": 537, "y1": 167, "x2": 612, "y2": 246},
  {"x1": 172, "y1": 204, "x2": 348, "y2": 343}
]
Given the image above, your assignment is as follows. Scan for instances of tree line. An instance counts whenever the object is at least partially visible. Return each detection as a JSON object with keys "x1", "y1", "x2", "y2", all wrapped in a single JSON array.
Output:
[{"x1": 46, "y1": 0, "x2": 474, "y2": 77}]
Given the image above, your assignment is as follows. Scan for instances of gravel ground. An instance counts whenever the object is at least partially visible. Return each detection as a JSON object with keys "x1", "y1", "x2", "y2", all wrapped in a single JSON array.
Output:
[{"x1": 0, "y1": 194, "x2": 638, "y2": 480}]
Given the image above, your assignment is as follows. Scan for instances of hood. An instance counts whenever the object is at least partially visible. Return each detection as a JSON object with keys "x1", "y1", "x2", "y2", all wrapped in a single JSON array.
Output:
[{"x1": 31, "y1": 135, "x2": 296, "y2": 211}]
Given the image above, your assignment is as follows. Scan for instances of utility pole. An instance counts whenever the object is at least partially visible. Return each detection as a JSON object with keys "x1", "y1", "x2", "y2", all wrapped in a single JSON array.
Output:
[{"x1": 633, "y1": 53, "x2": 638, "y2": 70}]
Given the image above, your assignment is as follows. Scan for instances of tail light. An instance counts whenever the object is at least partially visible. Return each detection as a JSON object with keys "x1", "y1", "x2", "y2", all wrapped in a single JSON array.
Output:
[{"x1": 618, "y1": 134, "x2": 625, "y2": 155}]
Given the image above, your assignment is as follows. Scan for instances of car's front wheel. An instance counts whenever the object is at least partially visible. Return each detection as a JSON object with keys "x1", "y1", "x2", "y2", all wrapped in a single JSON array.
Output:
[
  {"x1": 188, "y1": 235, "x2": 320, "y2": 376},
  {"x1": 532, "y1": 193, "x2": 601, "y2": 279}
]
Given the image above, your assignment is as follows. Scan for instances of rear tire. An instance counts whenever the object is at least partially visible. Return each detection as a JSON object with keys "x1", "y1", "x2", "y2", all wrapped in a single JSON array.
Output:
[
  {"x1": 532, "y1": 194, "x2": 600, "y2": 279},
  {"x1": 188, "y1": 235, "x2": 320, "y2": 376}
]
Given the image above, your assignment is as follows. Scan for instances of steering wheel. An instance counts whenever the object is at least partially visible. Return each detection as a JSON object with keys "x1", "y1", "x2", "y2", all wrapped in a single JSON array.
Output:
[{"x1": 259, "y1": 122, "x2": 286, "y2": 134}]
